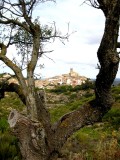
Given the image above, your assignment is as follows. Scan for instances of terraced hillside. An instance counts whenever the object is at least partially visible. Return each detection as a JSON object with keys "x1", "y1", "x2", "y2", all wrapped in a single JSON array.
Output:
[{"x1": 0, "y1": 83, "x2": 120, "y2": 159}]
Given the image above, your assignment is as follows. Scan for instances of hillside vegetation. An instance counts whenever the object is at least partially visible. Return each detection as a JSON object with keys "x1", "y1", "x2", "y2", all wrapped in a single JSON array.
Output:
[{"x1": 0, "y1": 82, "x2": 120, "y2": 159}]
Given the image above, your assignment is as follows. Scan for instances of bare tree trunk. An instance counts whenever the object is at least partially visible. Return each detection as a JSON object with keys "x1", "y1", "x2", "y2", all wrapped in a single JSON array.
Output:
[
  {"x1": 95, "y1": 0, "x2": 120, "y2": 111},
  {"x1": 8, "y1": 92, "x2": 57, "y2": 160},
  {"x1": 8, "y1": 110, "x2": 50, "y2": 160}
]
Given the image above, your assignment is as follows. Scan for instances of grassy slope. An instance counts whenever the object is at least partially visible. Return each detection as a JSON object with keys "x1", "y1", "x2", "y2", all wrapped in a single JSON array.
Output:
[
  {"x1": 0, "y1": 84, "x2": 120, "y2": 159},
  {"x1": 49, "y1": 85, "x2": 120, "y2": 159}
]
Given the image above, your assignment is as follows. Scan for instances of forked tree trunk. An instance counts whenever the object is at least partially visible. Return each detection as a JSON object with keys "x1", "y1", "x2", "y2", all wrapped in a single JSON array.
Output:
[
  {"x1": 6, "y1": 1, "x2": 120, "y2": 160},
  {"x1": 8, "y1": 110, "x2": 51, "y2": 160},
  {"x1": 8, "y1": 92, "x2": 61, "y2": 160}
]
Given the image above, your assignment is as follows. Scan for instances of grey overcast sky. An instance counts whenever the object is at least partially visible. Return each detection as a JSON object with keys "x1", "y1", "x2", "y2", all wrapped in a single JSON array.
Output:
[
  {"x1": 3, "y1": 0, "x2": 120, "y2": 79},
  {"x1": 36, "y1": 0, "x2": 106, "y2": 79}
]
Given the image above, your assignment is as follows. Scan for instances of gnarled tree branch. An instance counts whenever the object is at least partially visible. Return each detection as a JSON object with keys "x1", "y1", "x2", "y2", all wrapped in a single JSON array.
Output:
[
  {"x1": 0, "y1": 50, "x2": 27, "y2": 97},
  {"x1": 0, "y1": 81, "x2": 26, "y2": 105}
]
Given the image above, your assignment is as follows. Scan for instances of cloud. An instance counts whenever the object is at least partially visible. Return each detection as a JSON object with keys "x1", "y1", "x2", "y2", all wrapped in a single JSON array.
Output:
[
  {"x1": 85, "y1": 35, "x2": 102, "y2": 45},
  {"x1": 3, "y1": 0, "x2": 120, "y2": 79},
  {"x1": 66, "y1": 61, "x2": 97, "y2": 68}
]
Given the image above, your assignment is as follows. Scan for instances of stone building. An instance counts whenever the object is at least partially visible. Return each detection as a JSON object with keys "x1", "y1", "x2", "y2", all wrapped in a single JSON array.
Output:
[{"x1": 35, "y1": 68, "x2": 88, "y2": 88}]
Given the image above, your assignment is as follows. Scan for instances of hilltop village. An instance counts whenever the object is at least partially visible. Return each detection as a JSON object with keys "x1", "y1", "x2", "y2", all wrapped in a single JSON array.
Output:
[
  {"x1": 0, "y1": 68, "x2": 88, "y2": 89},
  {"x1": 35, "y1": 68, "x2": 88, "y2": 89}
]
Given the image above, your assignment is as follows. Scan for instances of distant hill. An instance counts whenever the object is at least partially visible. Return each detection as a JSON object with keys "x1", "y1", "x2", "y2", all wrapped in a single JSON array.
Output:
[
  {"x1": 91, "y1": 78, "x2": 120, "y2": 86},
  {"x1": 113, "y1": 78, "x2": 120, "y2": 86}
]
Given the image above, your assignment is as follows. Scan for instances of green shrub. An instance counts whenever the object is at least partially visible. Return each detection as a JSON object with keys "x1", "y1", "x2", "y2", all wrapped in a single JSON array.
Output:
[
  {"x1": 49, "y1": 80, "x2": 94, "y2": 94},
  {"x1": 50, "y1": 85, "x2": 73, "y2": 94},
  {"x1": 0, "y1": 118, "x2": 9, "y2": 133},
  {"x1": 112, "y1": 86, "x2": 120, "y2": 95},
  {"x1": 0, "y1": 132, "x2": 21, "y2": 160},
  {"x1": 0, "y1": 117, "x2": 21, "y2": 160},
  {"x1": 0, "y1": 92, "x2": 24, "y2": 118},
  {"x1": 71, "y1": 85, "x2": 82, "y2": 91},
  {"x1": 49, "y1": 105, "x2": 71, "y2": 123},
  {"x1": 80, "y1": 80, "x2": 95, "y2": 90},
  {"x1": 69, "y1": 93, "x2": 77, "y2": 100},
  {"x1": 103, "y1": 109, "x2": 120, "y2": 130},
  {"x1": 84, "y1": 92, "x2": 94, "y2": 98},
  {"x1": 69, "y1": 101, "x2": 83, "y2": 111}
]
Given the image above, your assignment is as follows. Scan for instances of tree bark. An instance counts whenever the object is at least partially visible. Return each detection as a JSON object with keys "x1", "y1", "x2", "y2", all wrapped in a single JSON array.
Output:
[
  {"x1": 8, "y1": 110, "x2": 50, "y2": 160},
  {"x1": 95, "y1": 0, "x2": 120, "y2": 111}
]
